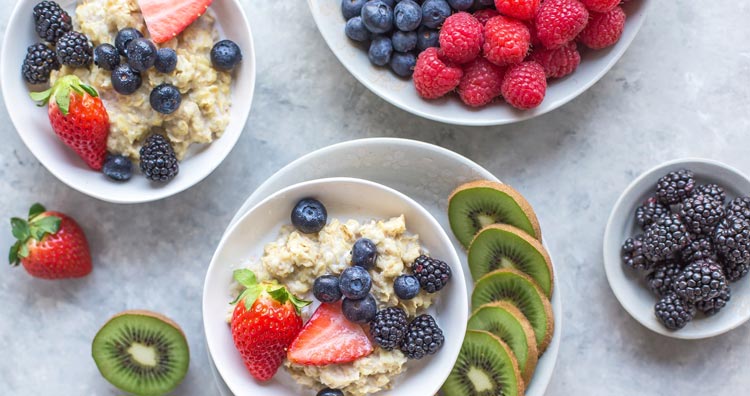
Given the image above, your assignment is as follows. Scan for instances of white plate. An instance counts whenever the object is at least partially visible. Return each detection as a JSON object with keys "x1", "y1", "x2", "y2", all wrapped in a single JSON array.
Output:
[
  {"x1": 604, "y1": 158, "x2": 750, "y2": 339},
  {"x1": 307, "y1": 0, "x2": 652, "y2": 126},
  {"x1": 208, "y1": 138, "x2": 562, "y2": 395},
  {"x1": 1, "y1": 0, "x2": 255, "y2": 203}
]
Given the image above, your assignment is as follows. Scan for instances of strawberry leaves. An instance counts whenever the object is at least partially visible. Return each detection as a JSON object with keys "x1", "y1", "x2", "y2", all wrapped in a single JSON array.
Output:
[
  {"x1": 8, "y1": 203, "x2": 60, "y2": 266},
  {"x1": 231, "y1": 269, "x2": 311, "y2": 313},
  {"x1": 29, "y1": 75, "x2": 99, "y2": 116}
]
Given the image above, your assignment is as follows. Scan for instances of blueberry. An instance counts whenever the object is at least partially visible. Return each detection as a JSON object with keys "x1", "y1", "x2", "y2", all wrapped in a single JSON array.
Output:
[
  {"x1": 342, "y1": 294, "x2": 378, "y2": 324},
  {"x1": 345, "y1": 16, "x2": 370, "y2": 42},
  {"x1": 111, "y1": 63, "x2": 142, "y2": 95},
  {"x1": 126, "y1": 38, "x2": 156, "y2": 72},
  {"x1": 342, "y1": 0, "x2": 367, "y2": 19},
  {"x1": 417, "y1": 26, "x2": 440, "y2": 50},
  {"x1": 154, "y1": 48, "x2": 177, "y2": 73},
  {"x1": 368, "y1": 36, "x2": 392, "y2": 66},
  {"x1": 447, "y1": 0, "x2": 473, "y2": 10},
  {"x1": 361, "y1": 1, "x2": 393, "y2": 34},
  {"x1": 392, "y1": 30, "x2": 417, "y2": 52},
  {"x1": 393, "y1": 274, "x2": 420, "y2": 299},
  {"x1": 114, "y1": 28, "x2": 143, "y2": 56},
  {"x1": 314, "y1": 275, "x2": 342, "y2": 303},
  {"x1": 102, "y1": 154, "x2": 133, "y2": 181},
  {"x1": 317, "y1": 389, "x2": 344, "y2": 396},
  {"x1": 390, "y1": 51, "x2": 416, "y2": 77},
  {"x1": 211, "y1": 39, "x2": 242, "y2": 71},
  {"x1": 150, "y1": 83, "x2": 182, "y2": 114},
  {"x1": 291, "y1": 198, "x2": 328, "y2": 234},
  {"x1": 93, "y1": 44, "x2": 120, "y2": 71},
  {"x1": 339, "y1": 266, "x2": 372, "y2": 300},
  {"x1": 379, "y1": 0, "x2": 396, "y2": 6},
  {"x1": 394, "y1": 0, "x2": 422, "y2": 31},
  {"x1": 351, "y1": 238, "x2": 378, "y2": 269},
  {"x1": 421, "y1": 0, "x2": 451, "y2": 28},
  {"x1": 473, "y1": 0, "x2": 494, "y2": 8}
]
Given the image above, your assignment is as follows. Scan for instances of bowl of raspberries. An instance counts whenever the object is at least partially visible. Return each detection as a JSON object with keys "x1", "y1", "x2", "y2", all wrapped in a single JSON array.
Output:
[
  {"x1": 311, "y1": 0, "x2": 651, "y2": 125},
  {"x1": 604, "y1": 159, "x2": 750, "y2": 339}
]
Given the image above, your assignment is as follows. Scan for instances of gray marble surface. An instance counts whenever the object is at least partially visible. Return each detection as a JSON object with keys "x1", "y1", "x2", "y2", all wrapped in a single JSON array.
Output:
[{"x1": 1, "y1": 0, "x2": 748, "y2": 394}]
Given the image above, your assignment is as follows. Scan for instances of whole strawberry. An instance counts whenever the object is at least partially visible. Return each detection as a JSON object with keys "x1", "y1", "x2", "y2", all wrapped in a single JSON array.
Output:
[
  {"x1": 230, "y1": 269, "x2": 310, "y2": 382},
  {"x1": 9, "y1": 203, "x2": 92, "y2": 279},
  {"x1": 31, "y1": 75, "x2": 110, "y2": 170}
]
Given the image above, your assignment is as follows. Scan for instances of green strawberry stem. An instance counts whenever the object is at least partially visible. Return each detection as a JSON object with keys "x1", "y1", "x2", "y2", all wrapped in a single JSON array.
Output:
[
  {"x1": 8, "y1": 203, "x2": 61, "y2": 266},
  {"x1": 30, "y1": 75, "x2": 99, "y2": 116},
  {"x1": 231, "y1": 269, "x2": 311, "y2": 313}
]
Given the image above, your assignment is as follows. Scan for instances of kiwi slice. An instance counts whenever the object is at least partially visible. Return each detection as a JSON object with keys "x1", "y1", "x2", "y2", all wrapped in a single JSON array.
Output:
[
  {"x1": 449, "y1": 180, "x2": 541, "y2": 249},
  {"x1": 472, "y1": 269, "x2": 554, "y2": 354},
  {"x1": 468, "y1": 302, "x2": 539, "y2": 383},
  {"x1": 468, "y1": 224, "x2": 554, "y2": 297},
  {"x1": 92, "y1": 310, "x2": 190, "y2": 396},
  {"x1": 442, "y1": 330, "x2": 524, "y2": 396}
]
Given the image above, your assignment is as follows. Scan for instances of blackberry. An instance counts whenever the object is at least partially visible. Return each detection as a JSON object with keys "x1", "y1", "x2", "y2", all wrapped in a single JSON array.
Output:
[
  {"x1": 399, "y1": 314, "x2": 444, "y2": 359},
  {"x1": 679, "y1": 193, "x2": 725, "y2": 235},
  {"x1": 635, "y1": 197, "x2": 669, "y2": 230},
  {"x1": 654, "y1": 293, "x2": 695, "y2": 330},
  {"x1": 681, "y1": 235, "x2": 717, "y2": 263},
  {"x1": 695, "y1": 287, "x2": 731, "y2": 316},
  {"x1": 21, "y1": 43, "x2": 59, "y2": 84},
  {"x1": 726, "y1": 196, "x2": 750, "y2": 220},
  {"x1": 647, "y1": 260, "x2": 683, "y2": 297},
  {"x1": 55, "y1": 31, "x2": 93, "y2": 68},
  {"x1": 695, "y1": 184, "x2": 726, "y2": 205},
  {"x1": 139, "y1": 134, "x2": 179, "y2": 182},
  {"x1": 673, "y1": 259, "x2": 727, "y2": 303},
  {"x1": 33, "y1": 1, "x2": 72, "y2": 43},
  {"x1": 642, "y1": 214, "x2": 690, "y2": 262},
  {"x1": 713, "y1": 215, "x2": 750, "y2": 281},
  {"x1": 411, "y1": 255, "x2": 452, "y2": 293},
  {"x1": 655, "y1": 169, "x2": 695, "y2": 205},
  {"x1": 621, "y1": 234, "x2": 655, "y2": 271},
  {"x1": 369, "y1": 307, "x2": 408, "y2": 350}
]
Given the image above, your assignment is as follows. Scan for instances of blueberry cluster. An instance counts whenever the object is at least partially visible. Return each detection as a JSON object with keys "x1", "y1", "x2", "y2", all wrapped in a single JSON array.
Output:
[{"x1": 620, "y1": 169, "x2": 750, "y2": 330}]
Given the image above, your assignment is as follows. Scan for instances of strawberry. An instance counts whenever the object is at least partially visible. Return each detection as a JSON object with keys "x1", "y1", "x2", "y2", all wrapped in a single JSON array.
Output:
[
  {"x1": 31, "y1": 75, "x2": 110, "y2": 170},
  {"x1": 230, "y1": 269, "x2": 310, "y2": 382},
  {"x1": 137, "y1": 0, "x2": 213, "y2": 44},
  {"x1": 287, "y1": 302, "x2": 374, "y2": 366},
  {"x1": 9, "y1": 203, "x2": 92, "y2": 279}
]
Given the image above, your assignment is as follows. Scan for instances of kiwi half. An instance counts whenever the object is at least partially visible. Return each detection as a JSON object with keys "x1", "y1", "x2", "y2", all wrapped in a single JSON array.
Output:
[
  {"x1": 449, "y1": 181, "x2": 541, "y2": 249},
  {"x1": 472, "y1": 269, "x2": 554, "y2": 354},
  {"x1": 468, "y1": 302, "x2": 539, "y2": 384},
  {"x1": 468, "y1": 224, "x2": 554, "y2": 297},
  {"x1": 442, "y1": 330, "x2": 524, "y2": 396},
  {"x1": 92, "y1": 310, "x2": 190, "y2": 396}
]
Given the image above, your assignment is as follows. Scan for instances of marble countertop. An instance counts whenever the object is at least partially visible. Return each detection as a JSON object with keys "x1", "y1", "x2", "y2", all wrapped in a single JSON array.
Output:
[{"x1": 2, "y1": 0, "x2": 748, "y2": 394}]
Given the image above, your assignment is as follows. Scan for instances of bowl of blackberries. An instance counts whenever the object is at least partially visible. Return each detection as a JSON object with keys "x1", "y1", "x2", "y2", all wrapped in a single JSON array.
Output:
[{"x1": 604, "y1": 159, "x2": 750, "y2": 339}]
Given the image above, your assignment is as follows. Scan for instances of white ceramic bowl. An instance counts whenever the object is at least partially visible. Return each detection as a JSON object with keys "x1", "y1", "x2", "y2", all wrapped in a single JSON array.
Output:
[
  {"x1": 203, "y1": 177, "x2": 468, "y2": 396},
  {"x1": 307, "y1": 0, "x2": 651, "y2": 126},
  {"x1": 604, "y1": 158, "x2": 750, "y2": 339},
  {"x1": 1, "y1": 0, "x2": 255, "y2": 203}
]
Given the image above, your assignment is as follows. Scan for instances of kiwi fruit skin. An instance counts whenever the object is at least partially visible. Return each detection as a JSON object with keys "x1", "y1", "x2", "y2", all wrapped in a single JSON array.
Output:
[
  {"x1": 468, "y1": 302, "x2": 539, "y2": 384},
  {"x1": 468, "y1": 224, "x2": 554, "y2": 297},
  {"x1": 92, "y1": 310, "x2": 190, "y2": 396},
  {"x1": 442, "y1": 330, "x2": 524, "y2": 396},
  {"x1": 449, "y1": 180, "x2": 542, "y2": 249},
  {"x1": 472, "y1": 269, "x2": 554, "y2": 354}
]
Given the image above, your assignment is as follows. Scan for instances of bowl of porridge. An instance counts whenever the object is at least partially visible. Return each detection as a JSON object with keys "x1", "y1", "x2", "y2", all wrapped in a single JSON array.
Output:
[{"x1": 203, "y1": 177, "x2": 468, "y2": 396}]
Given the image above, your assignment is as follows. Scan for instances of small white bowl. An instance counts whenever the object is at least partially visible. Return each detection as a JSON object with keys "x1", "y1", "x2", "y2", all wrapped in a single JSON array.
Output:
[
  {"x1": 307, "y1": 0, "x2": 652, "y2": 126},
  {"x1": 1, "y1": 0, "x2": 255, "y2": 203},
  {"x1": 203, "y1": 177, "x2": 468, "y2": 396},
  {"x1": 604, "y1": 158, "x2": 750, "y2": 339}
]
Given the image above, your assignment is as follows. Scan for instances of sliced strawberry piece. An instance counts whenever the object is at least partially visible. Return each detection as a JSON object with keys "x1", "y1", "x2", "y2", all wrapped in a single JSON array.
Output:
[
  {"x1": 137, "y1": 0, "x2": 213, "y2": 43},
  {"x1": 288, "y1": 302, "x2": 374, "y2": 366}
]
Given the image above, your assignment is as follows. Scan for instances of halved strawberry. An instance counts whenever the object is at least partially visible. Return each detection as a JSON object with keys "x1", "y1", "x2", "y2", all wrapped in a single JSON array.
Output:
[
  {"x1": 287, "y1": 302, "x2": 374, "y2": 366},
  {"x1": 137, "y1": 0, "x2": 213, "y2": 43}
]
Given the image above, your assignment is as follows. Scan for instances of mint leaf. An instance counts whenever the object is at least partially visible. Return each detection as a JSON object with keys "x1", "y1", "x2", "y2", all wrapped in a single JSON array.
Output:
[
  {"x1": 28, "y1": 203, "x2": 45, "y2": 219},
  {"x1": 8, "y1": 241, "x2": 21, "y2": 265},
  {"x1": 10, "y1": 218, "x2": 29, "y2": 241},
  {"x1": 233, "y1": 269, "x2": 257, "y2": 288}
]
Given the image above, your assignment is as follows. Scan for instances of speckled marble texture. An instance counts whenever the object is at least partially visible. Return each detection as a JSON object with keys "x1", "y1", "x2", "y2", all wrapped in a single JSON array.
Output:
[{"x1": 1, "y1": 0, "x2": 749, "y2": 394}]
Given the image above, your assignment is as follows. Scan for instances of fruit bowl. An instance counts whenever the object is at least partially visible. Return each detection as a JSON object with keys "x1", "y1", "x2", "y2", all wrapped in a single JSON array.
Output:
[
  {"x1": 307, "y1": 0, "x2": 651, "y2": 126},
  {"x1": 1, "y1": 0, "x2": 255, "y2": 203},
  {"x1": 604, "y1": 158, "x2": 750, "y2": 339},
  {"x1": 203, "y1": 177, "x2": 468, "y2": 396}
]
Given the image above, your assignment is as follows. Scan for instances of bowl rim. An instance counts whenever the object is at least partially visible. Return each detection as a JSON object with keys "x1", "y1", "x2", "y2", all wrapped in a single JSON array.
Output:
[
  {"x1": 603, "y1": 157, "x2": 750, "y2": 339},
  {"x1": 202, "y1": 176, "x2": 468, "y2": 396},
  {"x1": 1, "y1": 0, "x2": 256, "y2": 204}
]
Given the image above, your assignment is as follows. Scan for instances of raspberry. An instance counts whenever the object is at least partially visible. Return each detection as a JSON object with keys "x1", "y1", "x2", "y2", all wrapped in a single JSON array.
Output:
[
  {"x1": 535, "y1": 0, "x2": 589, "y2": 49},
  {"x1": 473, "y1": 9, "x2": 500, "y2": 25},
  {"x1": 580, "y1": 0, "x2": 620, "y2": 13},
  {"x1": 413, "y1": 47, "x2": 464, "y2": 99},
  {"x1": 526, "y1": 20, "x2": 542, "y2": 47},
  {"x1": 483, "y1": 16, "x2": 531, "y2": 66},
  {"x1": 528, "y1": 41, "x2": 580, "y2": 78},
  {"x1": 439, "y1": 12, "x2": 484, "y2": 64},
  {"x1": 579, "y1": 7, "x2": 626, "y2": 49},
  {"x1": 501, "y1": 61, "x2": 546, "y2": 109},
  {"x1": 458, "y1": 58, "x2": 505, "y2": 107},
  {"x1": 494, "y1": 0, "x2": 541, "y2": 21}
]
